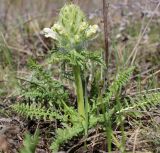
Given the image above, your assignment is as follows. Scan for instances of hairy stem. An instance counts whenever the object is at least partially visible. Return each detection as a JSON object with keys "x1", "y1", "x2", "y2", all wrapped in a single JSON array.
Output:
[{"x1": 73, "y1": 66, "x2": 85, "y2": 118}]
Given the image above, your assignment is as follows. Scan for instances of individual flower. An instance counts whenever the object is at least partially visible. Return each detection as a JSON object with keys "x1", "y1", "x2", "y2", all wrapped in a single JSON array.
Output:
[
  {"x1": 52, "y1": 23, "x2": 66, "y2": 36},
  {"x1": 86, "y1": 24, "x2": 99, "y2": 38},
  {"x1": 41, "y1": 28, "x2": 57, "y2": 40}
]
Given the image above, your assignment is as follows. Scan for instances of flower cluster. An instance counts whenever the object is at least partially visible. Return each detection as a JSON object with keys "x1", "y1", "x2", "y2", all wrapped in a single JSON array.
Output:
[{"x1": 42, "y1": 4, "x2": 99, "y2": 49}]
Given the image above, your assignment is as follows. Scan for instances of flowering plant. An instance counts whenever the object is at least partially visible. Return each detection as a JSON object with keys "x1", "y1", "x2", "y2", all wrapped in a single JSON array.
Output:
[{"x1": 42, "y1": 4, "x2": 102, "y2": 119}]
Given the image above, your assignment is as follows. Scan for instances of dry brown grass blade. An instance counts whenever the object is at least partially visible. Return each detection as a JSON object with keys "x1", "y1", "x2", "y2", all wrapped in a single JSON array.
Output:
[{"x1": 133, "y1": 127, "x2": 140, "y2": 153}]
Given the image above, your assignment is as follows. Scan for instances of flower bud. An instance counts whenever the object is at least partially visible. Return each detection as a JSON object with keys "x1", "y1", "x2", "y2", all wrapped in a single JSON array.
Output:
[
  {"x1": 75, "y1": 35, "x2": 80, "y2": 43},
  {"x1": 79, "y1": 22, "x2": 88, "y2": 32},
  {"x1": 52, "y1": 23, "x2": 66, "y2": 36},
  {"x1": 52, "y1": 23, "x2": 63, "y2": 32}
]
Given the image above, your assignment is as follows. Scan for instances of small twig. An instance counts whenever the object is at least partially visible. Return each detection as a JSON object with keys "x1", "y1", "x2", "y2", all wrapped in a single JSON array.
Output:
[
  {"x1": 133, "y1": 128, "x2": 140, "y2": 153},
  {"x1": 128, "y1": 88, "x2": 160, "y2": 97},
  {"x1": 131, "y1": 66, "x2": 159, "y2": 80},
  {"x1": 144, "y1": 69, "x2": 160, "y2": 81},
  {"x1": 103, "y1": 0, "x2": 109, "y2": 66},
  {"x1": 102, "y1": 0, "x2": 109, "y2": 92},
  {"x1": 29, "y1": 14, "x2": 50, "y2": 51},
  {"x1": 67, "y1": 132, "x2": 105, "y2": 153}
]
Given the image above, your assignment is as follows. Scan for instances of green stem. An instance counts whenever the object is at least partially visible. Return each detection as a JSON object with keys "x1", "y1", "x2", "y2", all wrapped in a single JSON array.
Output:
[{"x1": 73, "y1": 66, "x2": 85, "y2": 119}]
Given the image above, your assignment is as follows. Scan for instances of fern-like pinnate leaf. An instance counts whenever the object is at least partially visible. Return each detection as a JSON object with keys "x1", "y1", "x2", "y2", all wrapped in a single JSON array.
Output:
[
  {"x1": 96, "y1": 67, "x2": 134, "y2": 108},
  {"x1": 119, "y1": 92, "x2": 160, "y2": 114},
  {"x1": 20, "y1": 59, "x2": 68, "y2": 107},
  {"x1": 12, "y1": 103, "x2": 67, "y2": 122},
  {"x1": 49, "y1": 49, "x2": 104, "y2": 71},
  {"x1": 50, "y1": 114, "x2": 102, "y2": 152},
  {"x1": 50, "y1": 124, "x2": 84, "y2": 152}
]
